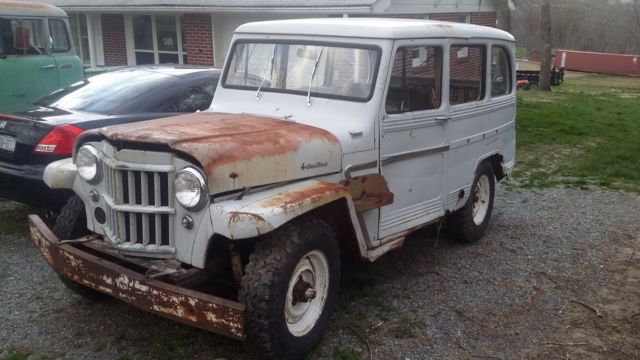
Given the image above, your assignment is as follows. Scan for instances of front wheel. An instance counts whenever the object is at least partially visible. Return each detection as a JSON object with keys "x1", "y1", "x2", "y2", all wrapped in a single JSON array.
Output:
[
  {"x1": 448, "y1": 162, "x2": 496, "y2": 243},
  {"x1": 53, "y1": 195, "x2": 107, "y2": 301},
  {"x1": 239, "y1": 217, "x2": 341, "y2": 359}
]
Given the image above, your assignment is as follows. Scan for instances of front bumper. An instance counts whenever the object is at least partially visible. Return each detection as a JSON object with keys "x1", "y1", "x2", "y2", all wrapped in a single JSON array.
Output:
[{"x1": 28, "y1": 214, "x2": 246, "y2": 340}]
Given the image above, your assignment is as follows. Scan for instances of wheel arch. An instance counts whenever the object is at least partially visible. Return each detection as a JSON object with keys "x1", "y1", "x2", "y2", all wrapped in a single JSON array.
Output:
[{"x1": 194, "y1": 180, "x2": 367, "y2": 268}]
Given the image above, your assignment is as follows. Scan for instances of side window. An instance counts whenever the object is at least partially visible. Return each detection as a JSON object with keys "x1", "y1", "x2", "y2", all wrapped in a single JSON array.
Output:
[
  {"x1": 0, "y1": 18, "x2": 46, "y2": 56},
  {"x1": 385, "y1": 46, "x2": 442, "y2": 114},
  {"x1": 491, "y1": 46, "x2": 512, "y2": 97},
  {"x1": 449, "y1": 45, "x2": 485, "y2": 105},
  {"x1": 49, "y1": 19, "x2": 70, "y2": 53}
]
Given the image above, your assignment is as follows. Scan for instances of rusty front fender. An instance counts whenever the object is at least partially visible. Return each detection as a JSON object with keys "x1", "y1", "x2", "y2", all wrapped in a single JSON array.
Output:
[{"x1": 208, "y1": 180, "x2": 366, "y2": 242}]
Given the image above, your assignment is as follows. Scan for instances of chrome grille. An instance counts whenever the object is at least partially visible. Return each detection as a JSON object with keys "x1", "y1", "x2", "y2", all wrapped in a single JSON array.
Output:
[{"x1": 101, "y1": 159, "x2": 175, "y2": 256}]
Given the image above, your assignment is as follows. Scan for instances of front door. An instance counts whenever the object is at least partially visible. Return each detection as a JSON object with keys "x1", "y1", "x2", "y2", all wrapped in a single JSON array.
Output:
[
  {"x1": 48, "y1": 18, "x2": 83, "y2": 89},
  {"x1": 378, "y1": 41, "x2": 449, "y2": 239},
  {"x1": 0, "y1": 17, "x2": 58, "y2": 108}
]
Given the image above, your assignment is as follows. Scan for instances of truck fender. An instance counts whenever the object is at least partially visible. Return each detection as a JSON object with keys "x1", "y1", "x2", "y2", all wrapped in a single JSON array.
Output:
[
  {"x1": 208, "y1": 180, "x2": 365, "y2": 240},
  {"x1": 43, "y1": 158, "x2": 76, "y2": 190}
]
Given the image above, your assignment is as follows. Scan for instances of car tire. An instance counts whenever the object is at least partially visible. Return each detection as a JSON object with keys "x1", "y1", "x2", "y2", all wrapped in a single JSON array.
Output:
[
  {"x1": 448, "y1": 162, "x2": 495, "y2": 243},
  {"x1": 239, "y1": 217, "x2": 341, "y2": 359},
  {"x1": 52, "y1": 195, "x2": 107, "y2": 301}
]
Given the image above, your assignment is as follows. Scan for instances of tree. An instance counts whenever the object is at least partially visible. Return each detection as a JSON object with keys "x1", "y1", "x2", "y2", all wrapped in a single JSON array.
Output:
[{"x1": 538, "y1": 0, "x2": 552, "y2": 91}]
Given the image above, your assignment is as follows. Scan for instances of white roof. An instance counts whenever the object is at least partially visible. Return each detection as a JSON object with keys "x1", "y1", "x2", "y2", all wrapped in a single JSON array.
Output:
[
  {"x1": 0, "y1": 0, "x2": 67, "y2": 17},
  {"x1": 236, "y1": 18, "x2": 515, "y2": 41}
]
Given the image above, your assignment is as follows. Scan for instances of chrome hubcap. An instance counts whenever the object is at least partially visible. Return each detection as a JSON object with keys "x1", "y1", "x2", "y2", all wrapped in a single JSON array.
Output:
[{"x1": 284, "y1": 250, "x2": 330, "y2": 337}]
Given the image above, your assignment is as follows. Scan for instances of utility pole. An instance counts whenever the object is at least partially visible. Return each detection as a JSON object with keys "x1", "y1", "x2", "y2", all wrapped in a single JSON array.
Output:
[{"x1": 539, "y1": 0, "x2": 552, "y2": 91}]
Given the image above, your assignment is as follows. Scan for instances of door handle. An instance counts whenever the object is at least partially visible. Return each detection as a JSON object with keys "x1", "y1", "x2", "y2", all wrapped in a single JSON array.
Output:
[
  {"x1": 435, "y1": 116, "x2": 451, "y2": 122},
  {"x1": 59, "y1": 63, "x2": 73, "y2": 69},
  {"x1": 41, "y1": 64, "x2": 55, "y2": 69}
]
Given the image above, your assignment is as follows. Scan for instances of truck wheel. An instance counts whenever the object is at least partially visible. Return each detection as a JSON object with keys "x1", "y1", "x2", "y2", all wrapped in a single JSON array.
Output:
[
  {"x1": 448, "y1": 162, "x2": 495, "y2": 243},
  {"x1": 52, "y1": 195, "x2": 106, "y2": 301},
  {"x1": 239, "y1": 217, "x2": 340, "y2": 359},
  {"x1": 53, "y1": 195, "x2": 88, "y2": 240}
]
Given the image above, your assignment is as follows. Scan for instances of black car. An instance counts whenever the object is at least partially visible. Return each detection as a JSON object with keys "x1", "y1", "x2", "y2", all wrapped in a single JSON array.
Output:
[{"x1": 0, "y1": 65, "x2": 221, "y2": 210}]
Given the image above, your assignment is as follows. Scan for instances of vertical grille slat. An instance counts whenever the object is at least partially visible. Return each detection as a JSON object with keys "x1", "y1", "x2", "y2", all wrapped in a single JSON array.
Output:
[{"x1": 99, "y1": 151, "x2": 175, "y2": 255}]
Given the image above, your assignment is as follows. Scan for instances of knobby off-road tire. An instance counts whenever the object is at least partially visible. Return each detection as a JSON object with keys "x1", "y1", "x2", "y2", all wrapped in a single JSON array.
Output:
[
  {"x1": 239, "y1": 217, "x2": 341, "y2": 359},
  {"x1": 52, "y1": 195, "x2": 106, "y2": 301},
  {"x1": 448, "y1": 162, "x2": 496, "y2": 243}
]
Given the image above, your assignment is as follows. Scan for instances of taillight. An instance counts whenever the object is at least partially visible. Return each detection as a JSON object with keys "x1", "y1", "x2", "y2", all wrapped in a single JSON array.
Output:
[{"x1": 33, "y1": 124, "x2": 84, "y2": 156}]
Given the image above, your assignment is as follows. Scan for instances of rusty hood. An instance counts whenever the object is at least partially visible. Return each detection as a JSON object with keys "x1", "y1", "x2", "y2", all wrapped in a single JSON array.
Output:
[{"x1": 96, "y1": 112, "x2": 342, "y2": 194}]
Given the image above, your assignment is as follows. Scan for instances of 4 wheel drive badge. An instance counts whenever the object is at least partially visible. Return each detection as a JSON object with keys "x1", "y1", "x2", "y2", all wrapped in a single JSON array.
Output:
[{"x1": 0, "y1": 121, "x2": 6, "y2": 129}]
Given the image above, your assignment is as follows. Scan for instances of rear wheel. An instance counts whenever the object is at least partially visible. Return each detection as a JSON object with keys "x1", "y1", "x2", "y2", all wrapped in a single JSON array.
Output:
[
  {"x1": 239, "y1": 217, "x2": 340, "y2": 359},
  {"x1": 53, "y1": 195, "x2": 106, "y2": 301},
  {"x1": 448, "y1": 162, "x2": 495, "y2": 243}
]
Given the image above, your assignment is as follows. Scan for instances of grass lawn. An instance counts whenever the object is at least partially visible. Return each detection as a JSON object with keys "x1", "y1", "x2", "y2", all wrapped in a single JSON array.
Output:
[{"x1": 514, "y1": 72, "x2": 640, "y2": 193}]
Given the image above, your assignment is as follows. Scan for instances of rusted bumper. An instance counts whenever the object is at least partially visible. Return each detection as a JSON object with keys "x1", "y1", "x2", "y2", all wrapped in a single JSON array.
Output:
[{"x1": 28, "y1": 215, "x2": 246, "y2": 340}]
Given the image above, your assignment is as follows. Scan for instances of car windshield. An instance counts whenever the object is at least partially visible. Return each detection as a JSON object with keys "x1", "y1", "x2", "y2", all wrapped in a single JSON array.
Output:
[
  {"x1": 223, "y1": 42, "x2": 380, "y2": 101},
  {"x1": 38, "y1": 70, "x2": 175, "y2": 114}
]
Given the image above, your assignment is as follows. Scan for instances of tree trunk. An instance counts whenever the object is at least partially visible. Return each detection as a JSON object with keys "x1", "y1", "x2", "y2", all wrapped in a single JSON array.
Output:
[{"x1": 539, "y1": 0, "x2": 553, "y2": 91}]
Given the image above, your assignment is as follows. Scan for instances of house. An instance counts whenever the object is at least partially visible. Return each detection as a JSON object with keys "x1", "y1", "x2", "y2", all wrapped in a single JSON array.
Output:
[{"x1": 35, "y1": 0, "x2": 514, "y2": 68}]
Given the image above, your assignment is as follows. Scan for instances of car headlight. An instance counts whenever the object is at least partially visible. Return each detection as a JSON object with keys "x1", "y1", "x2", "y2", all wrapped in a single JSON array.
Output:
[
  {"x1": 76, "y1": 145, "x2": 102, "y2": 183},
  {"x1": 174, "y1": 167, "x2": 208, "y2": 211}
]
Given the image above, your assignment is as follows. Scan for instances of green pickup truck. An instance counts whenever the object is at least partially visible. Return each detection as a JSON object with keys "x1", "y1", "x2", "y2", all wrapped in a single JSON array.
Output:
[{"x1": 0, "y1": 0, "x2": 83, "y2": 109}]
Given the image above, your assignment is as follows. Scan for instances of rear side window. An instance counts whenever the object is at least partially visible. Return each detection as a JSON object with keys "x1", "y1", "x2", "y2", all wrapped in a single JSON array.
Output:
[
  {"x1": 449, "y1": 45, "x2": 485, "y2": 105},
  {"x1": 49, "y1": 19, "x2": 70, "y2": 52},
  {"x1": 0, "y1": 18, "x2": 46, "y2": 56},
  {"x1": 385, "y1": 46, "x2": 443, "y2": 114},
  {"x1": 491, "y1": 46, "x2": 512, "y2": 97}
]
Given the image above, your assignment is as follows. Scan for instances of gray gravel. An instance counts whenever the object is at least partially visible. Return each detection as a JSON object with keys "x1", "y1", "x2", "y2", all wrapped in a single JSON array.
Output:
[{"x1": 1, "y1": 184, "x2": 639, "y2": 360}]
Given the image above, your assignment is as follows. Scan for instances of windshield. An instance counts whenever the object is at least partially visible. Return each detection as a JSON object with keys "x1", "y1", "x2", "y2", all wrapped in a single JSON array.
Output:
[
  {"x1": 40, "y1": 70, "x2": 174, "y2": 114},
  {"x1": 223, "y1": 41, "x2": 380, "y2": 101}
]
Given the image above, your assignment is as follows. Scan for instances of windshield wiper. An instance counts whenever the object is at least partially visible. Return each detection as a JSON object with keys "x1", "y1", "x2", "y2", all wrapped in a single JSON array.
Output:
[
  {"x1": 256, "y1": 45, "x2": 278, "y2": 101},
  {"x1": 306, "y1": 47, "x2": 325, "y2": 106}
]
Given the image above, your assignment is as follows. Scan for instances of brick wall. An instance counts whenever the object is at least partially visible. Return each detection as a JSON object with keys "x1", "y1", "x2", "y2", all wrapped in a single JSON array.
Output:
[
  {"x1": 470, "y1": 12, "x2": 497, "y2": 27},
  {"x1": 429, "y1": 12, "x2": 498, "y2": 28},
  {"x1": 101, "y1": 14, "x2": 127, "y2": 66},
  {"x1": 183, "y1": 14, "x2": 214, "y2": 66}
]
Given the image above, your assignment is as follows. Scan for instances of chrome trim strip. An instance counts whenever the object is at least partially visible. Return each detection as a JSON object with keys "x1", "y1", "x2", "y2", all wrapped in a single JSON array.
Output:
[
  {"x1": 381, "y1": 145, "x2": 450, "y2": 166},
  {"x1": 344, "y1": 160, "x2": 378, "y2": 179}
]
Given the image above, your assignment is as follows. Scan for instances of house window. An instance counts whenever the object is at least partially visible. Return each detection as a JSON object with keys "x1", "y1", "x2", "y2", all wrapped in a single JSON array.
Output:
[
  {"x1": 69, "y1": 14, "x2": 90, "y2": 65},
  {"x1": 131, "y1": 15, "x2": 185, "y2": 65}
]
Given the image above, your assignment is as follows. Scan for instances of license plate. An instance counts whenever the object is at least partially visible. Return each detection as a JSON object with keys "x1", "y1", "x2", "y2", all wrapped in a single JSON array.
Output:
[{"x1": 0, "y1": 134, "x2": 16, "y2": 152}]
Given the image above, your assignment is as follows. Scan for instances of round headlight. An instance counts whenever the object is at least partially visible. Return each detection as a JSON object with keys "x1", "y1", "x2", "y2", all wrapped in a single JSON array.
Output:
[
  {"x1": 76, "y1": 145, "x2": 102, "y2": 183},
  {"x1": 174, "y1": 167, "x2": 208, "y2": 211}
]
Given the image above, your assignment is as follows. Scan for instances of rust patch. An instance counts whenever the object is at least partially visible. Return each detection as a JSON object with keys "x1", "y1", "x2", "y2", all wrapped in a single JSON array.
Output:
[
  {"x1": 258, "y1": 181, "x2": 347, "y2": 213},
  {"x1": 28, "y1": 214, "x2": 246, "y2": 340},
  {"x1": 228, "y1": 211, "x2": 267, "y2": 227},
  {"x1": 340, "y1": 174, "x2": 394, "y2": 212}
]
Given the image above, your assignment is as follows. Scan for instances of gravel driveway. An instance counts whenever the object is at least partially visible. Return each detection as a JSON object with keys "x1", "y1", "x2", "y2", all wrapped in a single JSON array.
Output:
[{"x1": 1, "y1": 184, "x2": 639, "y2": 360}]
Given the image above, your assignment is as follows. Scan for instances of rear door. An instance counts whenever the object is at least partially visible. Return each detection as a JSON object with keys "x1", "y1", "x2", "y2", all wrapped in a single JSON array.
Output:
[
  {"x1": 48, "y1": 17, "x2": 83, "y2": 88},
  {"x1": 378, "y1": 40, "x2": 449, "y2": 239},
  {"x1": 0, "y1": 17, "x2": 58, "y2": 108}
]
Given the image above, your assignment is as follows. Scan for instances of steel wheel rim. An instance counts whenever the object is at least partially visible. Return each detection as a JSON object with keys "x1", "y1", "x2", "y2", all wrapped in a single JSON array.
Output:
[
  {"x1": 284, "y1": 250, "x2": 330, "y2": 337},
  {"x1": 472, "y1": 175, "x2": 490, "y2": 225}
]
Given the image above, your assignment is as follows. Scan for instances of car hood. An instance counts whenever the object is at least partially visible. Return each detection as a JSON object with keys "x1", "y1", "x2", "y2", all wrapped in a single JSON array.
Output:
[{"x1": 92, "y1": 112, "x2": 342, "y2": 194}]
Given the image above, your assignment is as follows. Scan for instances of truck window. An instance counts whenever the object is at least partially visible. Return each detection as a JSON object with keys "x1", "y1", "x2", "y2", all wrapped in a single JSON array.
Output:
[
  {"x1": 385, "y1": 46, "x2": 443, "y2": 114},
  {"x1": 449, "y1": 45, "x2": 485, "y2": 105},
  {"x1": 491, "y1": 46, "x2": 512, "y2": 97},
  {"x1": 49, "y1": 19, "x2": 70, "y2": 52},
  {"x1": 224, "y1": 42, "x2": 379, "y2": 102},
  {"x1": 0, "y1": 18, "x2": 46, "y2": 56}
]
